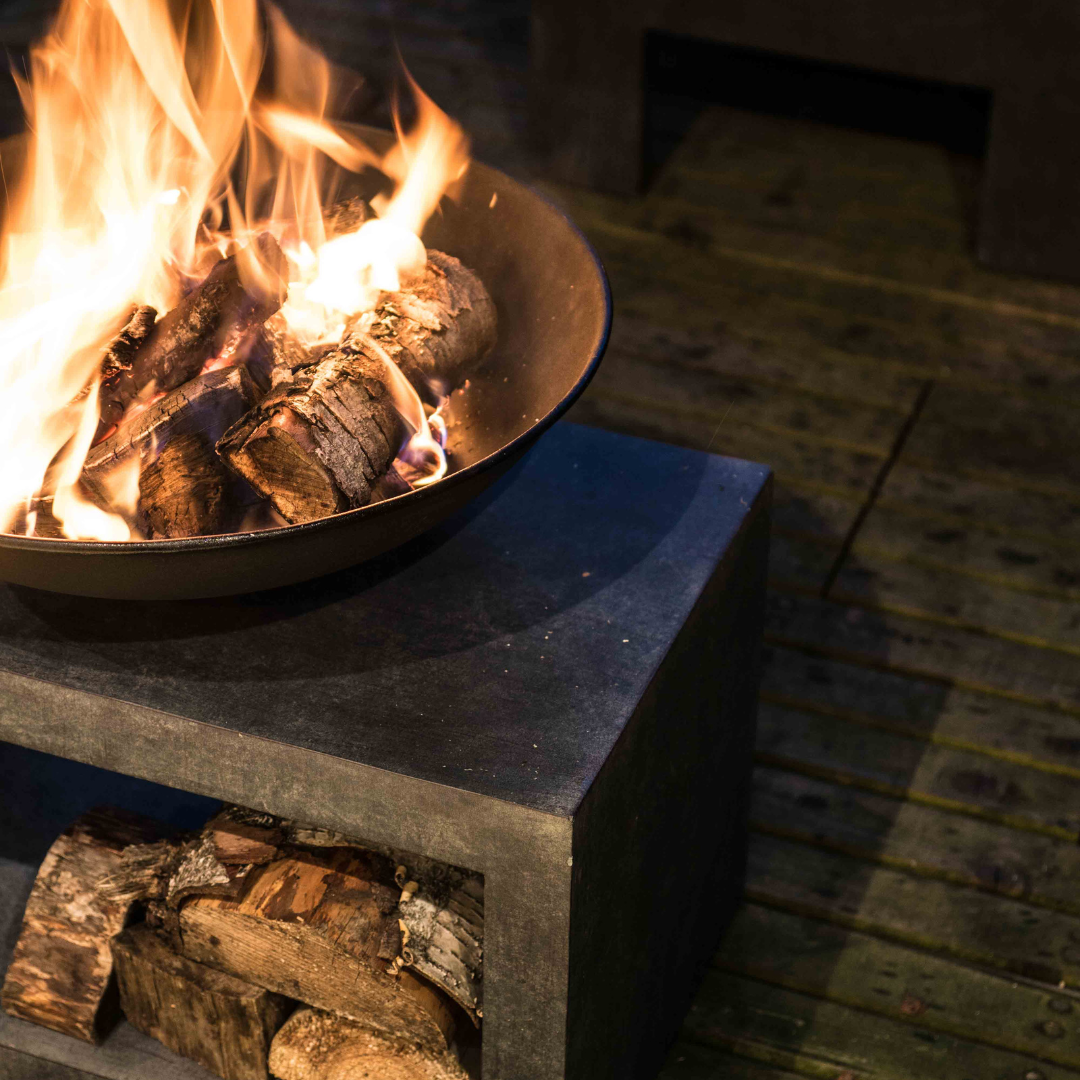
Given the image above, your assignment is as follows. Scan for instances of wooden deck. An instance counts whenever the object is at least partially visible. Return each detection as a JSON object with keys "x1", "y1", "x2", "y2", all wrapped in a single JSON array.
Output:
[
  {"x1": 4, "y1": 1, "x2": 1080, "y2": 1075},
  {"x1": 547, "y1": 104, "x2": 1080, "y2": 1078}
]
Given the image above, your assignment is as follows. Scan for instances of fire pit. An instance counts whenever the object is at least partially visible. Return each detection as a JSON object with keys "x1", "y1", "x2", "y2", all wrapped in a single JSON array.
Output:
[{"x1": 0, "y1": 1, "x2": 609, "y2": 599}]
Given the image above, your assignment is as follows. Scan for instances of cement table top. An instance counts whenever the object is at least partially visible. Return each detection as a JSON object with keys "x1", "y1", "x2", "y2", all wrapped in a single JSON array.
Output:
[{"x1": 0, "y1": 422, "x2": 769, "y2": 818}]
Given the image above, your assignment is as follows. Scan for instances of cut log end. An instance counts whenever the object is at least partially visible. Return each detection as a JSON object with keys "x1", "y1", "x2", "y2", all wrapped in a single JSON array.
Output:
[
  {"x1": 114, "y1": 925, "x2": 293, "y2": 1080},
  {"x1": 269, "y1": 1007, "x2": 469, "y2": 1080},
  {"x1": 217, "y1": 348, "x2": 404, "y2": 524}
]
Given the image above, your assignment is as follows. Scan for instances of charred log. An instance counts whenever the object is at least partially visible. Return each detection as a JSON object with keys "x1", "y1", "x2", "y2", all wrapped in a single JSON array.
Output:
[
  {"x1": 96, "y1": 305, "x2": 159, "y2": 425},
  {"x1": 176, "y1": 847, "x2": 458, "y2": 1055},
  {"x1": 244, "y1": 314, "x2": 328, "y2": 395},
  {"x1": 114, "y1": 925, "x2": 293, "y2": 1080},
  {"x1": 216, "y1": 341, "x2": 405, "y2": 523},
  {"x1": 369, "y1": 250, "x2": 496, "y2": 404},
  {"x1": 326, "y1": 195, "x2": 372, "y2": 237},
  {"x1": 0, "y1": 806, "x2": 169, "y2": 1043},
  {"x1": 83, "y1": 365, "x2": 261, "y2": 538},
  {"x1": 97, "y1": 233, "x2": 288, "y2": 426},
  {"x1": 269, "y1": 1007, "x2": 468, "y2": 1080}
]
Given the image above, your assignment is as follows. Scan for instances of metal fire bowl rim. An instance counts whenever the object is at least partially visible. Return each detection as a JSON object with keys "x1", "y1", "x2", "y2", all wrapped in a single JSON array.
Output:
[{"x1": 0, "y1": 166, "x2": 612, "y2": 557}]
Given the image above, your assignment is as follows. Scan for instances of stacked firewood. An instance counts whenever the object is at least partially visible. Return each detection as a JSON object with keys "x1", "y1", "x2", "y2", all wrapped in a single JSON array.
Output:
[
  {"x1": 1, "y1": 805, "x2": 483, "y2": 1080},
  {"x1": 43, "y1": 202, "x2": 497, "y2": 539}
]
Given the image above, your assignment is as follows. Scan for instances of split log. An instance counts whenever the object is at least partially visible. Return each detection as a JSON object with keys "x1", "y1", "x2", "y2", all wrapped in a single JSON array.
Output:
[
  {"x1": 98, "y1": 233, "x2": 288, "y2": 426},
  {"x1": 1, "y1": 806, "x2": 169, "y2": 1042},
  {"x1": 82, "y1": 365, "x2": 261, "y2": 538},
  {"x1": 196, "y1": 807, "x2": 484, "y2": 1017},
  {"x1": 269, "y1": 1007, "x2": 468, "y2": 1080},
  {"x1": 216, "y1": 339, "x2": 405, "y2": 523},
  {"x1": 113, "y1": 925, "x2": 293, "y2": 1080},
  {"x1": 367, "y1": 250, "x2": 496, "y2": 404},
  {"x1": 177, "y1": 849, "x2": 458, "y2": 1055}
]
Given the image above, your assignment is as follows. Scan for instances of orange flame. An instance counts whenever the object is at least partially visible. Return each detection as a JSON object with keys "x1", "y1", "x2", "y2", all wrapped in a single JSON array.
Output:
[{"x1": 0, "y1": 0, "x2": 466, "y2": 539}]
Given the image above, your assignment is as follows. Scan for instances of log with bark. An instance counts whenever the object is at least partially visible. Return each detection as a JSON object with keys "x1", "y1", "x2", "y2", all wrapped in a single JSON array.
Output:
[
  {"x1": 176, "y1": 847, "x2": 459, "y2": 1055},
  {"x1": 97, "y1": 233, "x2": 288, "y2": 427},
  {"x1": 215, "y1": 250, "x2": 495, "y2": 523},
  {"x1": 113, "y1": 925, "x2": 293, "y2": 1080},
  {"x1": 215, "y1": 338, "x2": 406, "y2": 523},
  {"x1": 368, "y1": 250, "x2": 497, "y2": 405},
  {"x1": 0, "y1": 806, "x2": 170, "y2": 1042},
  {"x1": 82, "y1": 365, "x2": 261, "y2": 538},
  {"x1": 269, "y1": 1007, "x2": 468, "y2": 1080},
  {"x1": 195, "y1": 807, "x2": 485, "y2": 1020}
]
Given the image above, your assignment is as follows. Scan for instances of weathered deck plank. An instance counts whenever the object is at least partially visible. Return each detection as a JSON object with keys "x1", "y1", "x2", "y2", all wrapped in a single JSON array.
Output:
[
  {"x1": 751, "y1": 767, "x2": 1080, "y2": 914},
  {"x1": 756, "y1": 702, "x2": 1080, "y2": 839},
  {"x1": 746, "y1": 833, "x2": 1080, "y2": 987},
  {"x1": 760, "y1": 645, "x2": 1080, "y2": 777},
  {"x1": 685, "y1": 970, "x2": 1080, "y2": 1080},
  {"x1": 827, "y1": 556, "x2": 1080, "y2": 655},
  {"x1": 765, "y1": 592, "x2": 1080, "y2": 714},
  {"x1": 716, "y1": 903, "x2": 1080, "y2": 1066},
  {"x1": 849, "y1": 506, "x2": 1080, "y2": 602}
]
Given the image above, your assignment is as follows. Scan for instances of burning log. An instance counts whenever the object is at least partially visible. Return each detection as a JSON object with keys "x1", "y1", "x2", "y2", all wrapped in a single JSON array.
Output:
[
  {"x1": 96, "y1": 305, "x2": 159, "y2": 425},
  {"x1": 244, "y1": 315, "x2": 330, "y2": 395},
  {"x1": 368, "y1": 250, "x2": 497, "y2": 405},
  {"x1": 113, "y1": 925, "x2": 293, "y2": 1080},
  {"x1": 216, "y1": 250, "x2": 495, "y2": 524},
  {"x1": 0, "y1": 806, "x2": 169, "y2": 1042},
  {"x1": 269, "y1": 1007, "x2": 468, "y2": 1080},
  {"x1": 82, "y1": 365, "x2": 261, "y2": 538},
  {"x1": 216, "y1": 340, "x2": 405, "y2": 523},
  {"x1": 97, "y1": 234, "x2": 288, "y2": 427},
  {"x1": 176, "y1": 848, "x2": 459, "y2": 1055}
]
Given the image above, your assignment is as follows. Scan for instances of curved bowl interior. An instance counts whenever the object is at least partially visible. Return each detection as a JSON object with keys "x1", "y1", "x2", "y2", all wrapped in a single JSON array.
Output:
[{"x1": 0, "y1": 145, "x2": 611, "y2": 599}]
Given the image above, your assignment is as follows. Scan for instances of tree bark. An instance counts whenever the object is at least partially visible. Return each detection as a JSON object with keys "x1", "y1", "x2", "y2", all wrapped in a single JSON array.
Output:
[
  {"x1": 113, "y1": 925, "x2": 293, "y2": 1080},
  {"x1": 397, "y1": 869, "x2": 483, "y2": 1020},
  {"x1": 98, "y1": 233, "x2": 288, "y2": 427},
  {"x1": 369, "y1": 250, "x2": 496, "y2": 405},
  {"x1": 96, "y1": 305, "x2": 159, "y2": 426},
  {"x1": 1, "y1": 807, "x2": 169, "y2": 1043},
  {"x1": 177, "y1": 848, "x2": 458, "y2": 1055},
  {"x1": 269, "y1": 1007, "x2": 468, "y2": 1080},
  {"x1": 200, "y1": 808, "x2": 485, "y2": 1019},
  {"x1": 83, "y1": 365, "x2": 261, "y2": 538},
  {"x1": 215, "y1": 341, "x2": 405, "y2": 523}
]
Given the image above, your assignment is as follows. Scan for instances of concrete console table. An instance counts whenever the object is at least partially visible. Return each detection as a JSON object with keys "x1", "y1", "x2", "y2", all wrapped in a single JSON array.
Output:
[{"x1": 0, "y1": 422, "x2": 770, "y2": 1080}]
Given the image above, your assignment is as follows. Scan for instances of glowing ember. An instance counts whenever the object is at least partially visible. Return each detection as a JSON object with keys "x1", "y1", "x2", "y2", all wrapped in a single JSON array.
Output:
[{"x1": 0, "y1": 0, "x2": 471, "y2": 540}]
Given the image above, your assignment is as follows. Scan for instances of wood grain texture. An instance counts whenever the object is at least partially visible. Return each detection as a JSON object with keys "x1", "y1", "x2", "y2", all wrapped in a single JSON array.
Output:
[
  {"x1": 755, "y1": 700, "x2": 1080, "y2": 839},
  {"x1": 113, "y1": 925, "x2": 292, "y2": 1080},
  {"x1": 751, "y1": 767, "x2": 1080, "y2": 914},
  {"x1": 715, "y1": 903, "x2": 1080, "y2": 1067},
  {"x1": 746, "y1": 833, "x2": 1080, "y2": 988},
  {"x1": 1, "y1": 807, "x2": 167, "y2": 1043},
  {"x1": 685, "y1": 968, "x2": 1080, "y2": 1080},
  {"x1": 268, "y1": 1007, "x2": 467, "y2": 1080},
  {"x1": 760, "y1": 645, "x2": 1080, "y2": 777},
  {"x1": 178, "y1": 850, "x2": 456, "y2": 1055},
  {"x1": 765, "y1": 592, "x2": 1080, "y2": 715}
]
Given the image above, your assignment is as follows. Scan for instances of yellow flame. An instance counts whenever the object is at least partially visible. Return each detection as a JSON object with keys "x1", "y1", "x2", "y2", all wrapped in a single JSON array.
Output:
[{"x1": 0, "y1": 0, "x2": 465, "y2": 540}]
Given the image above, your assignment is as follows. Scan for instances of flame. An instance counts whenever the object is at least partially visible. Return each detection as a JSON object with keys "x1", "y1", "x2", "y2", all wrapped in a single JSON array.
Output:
[{"x1": 0, "y1": 0, "x2": 466, "y2": 540}]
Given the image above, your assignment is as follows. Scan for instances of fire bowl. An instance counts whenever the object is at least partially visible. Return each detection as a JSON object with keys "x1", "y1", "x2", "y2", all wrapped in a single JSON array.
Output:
[{"x1": 0, "y1": 137, "x2": 611, "y2": 599}]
